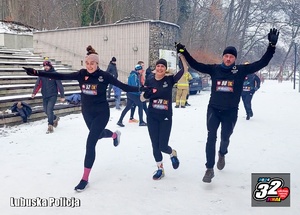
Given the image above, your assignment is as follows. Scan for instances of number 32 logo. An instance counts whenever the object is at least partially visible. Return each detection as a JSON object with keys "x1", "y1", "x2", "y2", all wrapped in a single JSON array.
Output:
[{"x1": 253, "y1": 177, "x2": 290, "y2": 201}]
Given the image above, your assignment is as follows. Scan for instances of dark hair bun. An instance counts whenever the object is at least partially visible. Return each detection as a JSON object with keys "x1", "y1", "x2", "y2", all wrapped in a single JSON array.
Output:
[{"x1": 86, "y1": 45, "x2": 98, "y2": 55}]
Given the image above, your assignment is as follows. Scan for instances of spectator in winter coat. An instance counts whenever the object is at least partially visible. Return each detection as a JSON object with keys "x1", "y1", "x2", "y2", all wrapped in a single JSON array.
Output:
[
  {"x1": 241, "y1": 62, "x2": 261, "y2": 120},
  {"x1": 10, "y1": 101, "x2": 32, "y2": 123},
  {"x1": 175, "y1": 28, "x2": 279, "y2": 183},
  {"x1": 129, "y1": 61, "x2": 148, "y2": 123},
  {"x1": 31, "y1": 60, "x2": 65, "y2": 133},
  {"x1": 117, "y1": 63, "x2": 147, "y2": 127},
  {"x1": 23, "y1": 45, "x2": 146, "y2": 192},
  {"x1": 106, "y1": 57, "x2": 118, "y2": 98}
]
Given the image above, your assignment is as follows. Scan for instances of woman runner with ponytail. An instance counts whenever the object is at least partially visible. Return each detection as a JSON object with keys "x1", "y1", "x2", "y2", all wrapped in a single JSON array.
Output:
[{"x1": 23, "y1": 45, "x2": 144, "y2": 191}]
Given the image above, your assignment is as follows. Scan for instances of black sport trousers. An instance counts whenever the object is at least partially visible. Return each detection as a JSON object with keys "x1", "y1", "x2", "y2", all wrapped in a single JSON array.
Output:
[{"x1": 205, "y1": 106, "x2": 238, "y2": 169}]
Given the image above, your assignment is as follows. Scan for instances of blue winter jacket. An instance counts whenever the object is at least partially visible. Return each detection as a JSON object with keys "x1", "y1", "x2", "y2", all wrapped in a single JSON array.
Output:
[{"x1": 127, "y1": 70, "x2": 141, "y2": 95}]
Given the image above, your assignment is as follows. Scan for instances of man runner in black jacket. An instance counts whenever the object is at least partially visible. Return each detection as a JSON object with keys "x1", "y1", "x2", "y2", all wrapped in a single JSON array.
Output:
[{"x1": 175, "y1": 28, "x2": 279, "y2": 183}]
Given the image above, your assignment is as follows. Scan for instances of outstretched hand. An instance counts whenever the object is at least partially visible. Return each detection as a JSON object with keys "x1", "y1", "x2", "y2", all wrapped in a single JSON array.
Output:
[
  {"x1": 140, "y1": 86, "x2": 157, "y2": 93},
  {"x1": 175, "y1": 42, "x2": 186, "y2": 53},
  {"x1": 139, "y1": 85, "x2": 152, "y2": 92},
  {"x1": 140, "y1": 86, "x2": 157, "y2": 99},
  {"x1": 23, "y1": 67, "x2": 38, "y2": 76},
  {"x1": 268, "y1": 28, "x2": 279, "y2": 46}
]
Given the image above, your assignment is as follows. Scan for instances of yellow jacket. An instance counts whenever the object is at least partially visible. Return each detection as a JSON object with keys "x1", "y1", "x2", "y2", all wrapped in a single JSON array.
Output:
[{"x1": 177, "y1": 72, "x2": 192, "y2": 89}]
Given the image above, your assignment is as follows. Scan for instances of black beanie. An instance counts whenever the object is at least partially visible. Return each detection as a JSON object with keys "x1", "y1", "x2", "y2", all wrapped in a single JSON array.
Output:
[
  {"x1": 156, "y1": 59, "x2": 167, "y2": 68},
  {"x1": 112, "y1": 57, "x2": 116, "y2": 62},
  {"x1": 223, "y1": 46, "x2": 237, "y2": 58}
]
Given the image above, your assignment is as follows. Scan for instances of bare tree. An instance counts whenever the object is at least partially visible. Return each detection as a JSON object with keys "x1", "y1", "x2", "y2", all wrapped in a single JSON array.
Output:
[
  {"x1": 1, "y1": 0, "x2": 298, "y2": 72},
  {"x1": 3, "y1": 0, "x2": 81, "y2": 30}
]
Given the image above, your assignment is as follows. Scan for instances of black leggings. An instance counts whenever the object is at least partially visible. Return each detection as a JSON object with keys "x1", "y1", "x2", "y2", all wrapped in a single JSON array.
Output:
[
  {"x1": 118, "y1": 93, "x2": 144, "y2": 122},
  {"x1": 147, "y1": 113, "x2": 172, "y2": 162},
  {"x1": 82, "y1": 104, "x2": 111, "y2": 168},
  {"x1": 130, "y1": 102, "x2": 148, "y2": 119}
]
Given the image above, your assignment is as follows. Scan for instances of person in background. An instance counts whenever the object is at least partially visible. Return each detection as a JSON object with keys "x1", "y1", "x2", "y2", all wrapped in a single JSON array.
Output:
[
  {"x1": 31, "y1": 60, "x2": 65, "y2": 133},
  {"x1": 10, "y1": 101, "x2": 32, "y2": 123},
  {"x1": 65, "y1": 93, "x2": 81, "y2": 105},
  {"x1": 113, "y1": 85, "x2": 122, "y2": 110},
  {"x1": 178, "y1": 59, "x2": 192, "y2": 107},
  {"x1": 146, "y1": 67, "x2": 156, "y2": 81},
  {"x1": 145, "y1": 66, "x2": 153, "y2": 80},
  {"x1": 241, "y1": 62, "x2": 261, "y2": 120},
  {"x1": 175, "y1": 63, "x2": 192, "y2": 108},
  {"x1": 175, "y1": 28, "x2": 279, "y2": 183},
  {"x1": 142, "y1": 55, "x2": 186, "y2": 180},
  {"x1": 129, "y1": 61, "x2": 148, "y2": 123},
  {"x1": 117, "y1": 63, "x2": 147, "y2": 127},
  {"x1": 23, "y1": 45, "x2": 146, "y2": 192},
  {"x1": 106, "y1": 57, "x2": 118, "y2": 98}
]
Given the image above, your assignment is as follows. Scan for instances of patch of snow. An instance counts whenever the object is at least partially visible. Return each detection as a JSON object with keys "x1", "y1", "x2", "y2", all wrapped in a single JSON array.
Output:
[{"x1": 0, "y1": 21, "x2": 34, "y2": 35}]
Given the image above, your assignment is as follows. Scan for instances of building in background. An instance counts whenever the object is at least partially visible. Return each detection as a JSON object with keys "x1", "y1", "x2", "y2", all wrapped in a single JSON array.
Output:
[{"x1": 33, "y1": 19, "x2": 180, "y2": 82}]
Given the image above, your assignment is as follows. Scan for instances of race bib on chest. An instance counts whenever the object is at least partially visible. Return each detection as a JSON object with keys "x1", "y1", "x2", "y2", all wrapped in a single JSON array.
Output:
[
  {"x1": 243, "y1": 86, "x2": 251, "y2": 91},
  {"x1": 216, "y1": 80, "x2": 234, "y2": 92},
  {"x1": 152, "y1": 99, "x2": 169, "y2": 110},
  {"x1": 82, "y1": 84, "x2": 98, "y2": 95}
]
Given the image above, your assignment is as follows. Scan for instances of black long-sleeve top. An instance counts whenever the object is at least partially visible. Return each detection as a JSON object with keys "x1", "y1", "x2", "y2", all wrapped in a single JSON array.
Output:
[
  {"x1": 35, "y1": 68, "x2": 139, "y2": 109},
  {"x1": 182, "y1": 46, "x2": 275, "y2": 110},
  {"x1": 144, "y1": 69, "x2": 184, "y2": 117}
]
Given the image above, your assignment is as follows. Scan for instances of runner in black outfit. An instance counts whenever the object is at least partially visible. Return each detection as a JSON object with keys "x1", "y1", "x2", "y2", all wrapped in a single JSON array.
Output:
[
  {"x1": 175, "y1": 28, "x2": 279, "y2": 183},
  {"x1": 143, "y1": 55, "x2": 187, "y2": 180},
  {"x1": 23, "y1": 45, "x2": 144, "y2": 191}
]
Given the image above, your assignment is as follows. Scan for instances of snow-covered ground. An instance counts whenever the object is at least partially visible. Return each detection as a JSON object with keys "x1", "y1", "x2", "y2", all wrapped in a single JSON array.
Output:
[{"x1": 1, "y1": 80, "x2": 299, "y2": 215}]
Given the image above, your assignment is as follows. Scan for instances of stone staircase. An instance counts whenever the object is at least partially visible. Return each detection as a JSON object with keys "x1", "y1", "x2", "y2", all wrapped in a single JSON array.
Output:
[{"x1": 0, "y1": 47, "x2": 81, "y2": 126}]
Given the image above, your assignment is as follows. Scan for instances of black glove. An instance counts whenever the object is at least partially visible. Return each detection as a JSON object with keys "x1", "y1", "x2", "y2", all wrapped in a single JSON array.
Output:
[
  {"x1": 143, "y1": 87, "x2": 157, "y2": 99},
  {"x1": 175, "y1": 42, "x2": 185, "y2": 53},
  {"x1": 23, "y1": 67, "x2": 38, "y2": 76},
  {"x1": 139, "y1": 85, "x2": 152, "y2": 92},
  {"x1": 268, "y1": 28, "x2": 279, "y2": 47}
]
